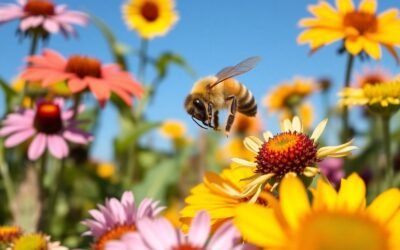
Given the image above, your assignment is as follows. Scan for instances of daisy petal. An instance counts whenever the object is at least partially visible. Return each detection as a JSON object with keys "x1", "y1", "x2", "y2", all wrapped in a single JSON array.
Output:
[
  {"x1": 28, "y1": 133, "x2": 47, "y2": 160},
  {"x1": 4, "y1": 128, "x2": 35, "y2": 147},
  {"x1": 367, "y1": 188, "x2": 400, "y2": 223},
  {"x1": 47, "y1": 135, "x2": 69, "y2": 159},
  {"x1": 336, "y1": 173, "x2": 366, "y2": 211},
  {"x1": 310, "y1": 118, "x2": 328, "y2": 141},
  {"x1": 188, "y1": 211, "x2": 210, "y2": 247}
]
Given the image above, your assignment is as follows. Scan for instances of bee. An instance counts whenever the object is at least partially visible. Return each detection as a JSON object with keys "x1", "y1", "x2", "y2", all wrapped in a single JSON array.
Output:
[{"x1": 184, "y1": 56, "x2": 260, "y2": 135}]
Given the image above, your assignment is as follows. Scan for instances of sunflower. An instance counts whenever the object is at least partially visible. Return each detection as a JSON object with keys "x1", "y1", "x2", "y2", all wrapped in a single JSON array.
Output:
[
  {"x1": 232, "y1": 116, "x2": 356, "y2": 201},
  {"x1": 298, "y1": 0, "x2": 400, "y2": 61},
  {"x1": 339, "y1": 81, "x2": 400, "y2": 115},
  {"x1": 235, "y1": 173, "x2": 400, "y2": 250},
  {"x1": 180, "y1": 166, "x2": 272, "y2": 228},
  {"x1": 122, "y1": 0, "x2": 178, "y2": 40}
]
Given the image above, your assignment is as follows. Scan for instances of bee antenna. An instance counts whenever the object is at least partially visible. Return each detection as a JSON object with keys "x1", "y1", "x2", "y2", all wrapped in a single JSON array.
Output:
[{"x1": 192, "y1": 116, "x2": 208, "y2": 130}]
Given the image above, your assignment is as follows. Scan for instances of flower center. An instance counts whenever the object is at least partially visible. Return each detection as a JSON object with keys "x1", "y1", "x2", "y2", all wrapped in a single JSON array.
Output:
[
  {"x1": 363, "y1": 82, "x2": 400, "y2": 99},
  {"x1": 33, "y1": 102, "x2": 63, "y2": 134},
  {"x1": 343, "y1": 11, "x2": 378, "y2": 35},
  {"x1": 12, "y1": 233, "x2": 48, "y2": 250},
  {"x1": 23, "y1": 0, "x2": 55, "y2": 16},
  {"x1": 255, "y1": 132, "x2": 318, "y2": 179},
  {"x1": 141, "y1": 2, "x2": 159, "y2": 22},
  {"x1": 296, "y1": 212, "x2": 390, "y2": 250},
  {"x1": 0, "y1": 226, "x2": 22, "y2": 243},
  {"x1": 65, "y1": 55, "x2": 102, "y2": 79},
  {"x1": 93, "y1": 225, "x2": 136, "y2": 250},
  {"x1": 361, "y1": 75, "x2": 387, "y2": 87},
  {"x1": 172, "y1": 244, "x2": 203, "y2": 250}
]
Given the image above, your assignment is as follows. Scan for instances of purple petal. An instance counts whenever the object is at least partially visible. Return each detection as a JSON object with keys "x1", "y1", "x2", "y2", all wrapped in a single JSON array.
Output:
[
  {"x1": 63, "y1": 129, "x2": 92, "y2": 144},
  {"x1": 0, "y1": 123, "x2": 32, "y2": 136},
  {"x1": 47, "y1": 135, "x2": 69, "y2": 159},
  {"x1": 106, "y1": 232, "x2": 148, "y2": 250},
  {"x1": 54, "y1": 11, "x2": 88, "y2": 25},
  {"x1": 137, "y1": 199, "x2": 154, "y2": 218},
  {"x1": 109, "y1": 198, "x2": 127, "y2": 224},
  {"x1": 0, "y1": 4, "x2": 24, "y2": 23},
  {"x1": 88, "y1": 209, "x2": 106, "y2": 225},
  {"x1": 43, "y1": 18, "x2": 60, "y2": 33},
  {"x1": 28, "y1": 133, "x2": 47, "y2": 160},
  {"x1": 208, "y1": 220, "x2": 240, "y2": 250},
  {"x1": 188, "y1": 211, "x2": 210, "y2": 247},
  {"x1": 137, "y1": 218, "x2": 176, "y2": 250},
  {"x1": 4, "y1": 128, "x2": 35, "y2": 147},
  {"x1": 20, "y1": 16, "x2": 44, "y2": 31}
]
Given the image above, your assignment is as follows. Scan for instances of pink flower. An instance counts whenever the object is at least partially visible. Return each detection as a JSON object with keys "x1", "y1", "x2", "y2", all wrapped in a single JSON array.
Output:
[
  {"x1": 82, "y1": 192, "x2": 164, "y2": 250},
  {"x1": 0, "y1": 98, "x2": 92, "y2": 160},
  {"x1": 105, "y1": 211, "x2": 243, "y2": 250},
  {"x1": 319, "y1": 158, "x2": 345, "y2": 188},
  {"x1": 21, "y1": 49, "x2": 144, "y2": 107},
  {"x1": 0, "y1": 0, "x2": 88, "y2": 37}
]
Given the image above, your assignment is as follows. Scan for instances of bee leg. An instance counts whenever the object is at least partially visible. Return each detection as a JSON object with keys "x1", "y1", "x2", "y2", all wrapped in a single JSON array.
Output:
[
  {"x1": 207, "y1": 102, "x2": 213, "y2": 127},
  {"x1": 225, "y1": 96, "x2": 237, "y2": 136},
  {"x1": 213, "y1": 110, "x2": 219, "y2": 130}
]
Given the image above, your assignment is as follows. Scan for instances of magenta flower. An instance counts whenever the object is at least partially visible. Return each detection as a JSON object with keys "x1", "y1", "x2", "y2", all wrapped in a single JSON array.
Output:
[
  {"x1": 82, "y1": 192, "x2": 164, "y2": 250},
  {"x1": 319, "y1": 158, "x2": 345, "y2": 188},
  {"x1": 106, "y1": 211, "x2": 243, "y2": 250},
  {"x1": 0, "y1": 98, "x2": 92, "y2": 160},
  {"x1": 0, "y1": 0, "x2": 88, "y2": 38}
]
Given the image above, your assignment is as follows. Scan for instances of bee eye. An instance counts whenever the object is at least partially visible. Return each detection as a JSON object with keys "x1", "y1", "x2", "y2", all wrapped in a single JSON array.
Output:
[{"x1": 193, "y1": 99, "x2": 205, "y2": 110}]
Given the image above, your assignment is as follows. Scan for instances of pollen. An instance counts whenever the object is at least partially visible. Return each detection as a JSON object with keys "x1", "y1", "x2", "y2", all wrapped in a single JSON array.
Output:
[
  {"x1": 23, "y1": 0, "x2": 55, "y2": 16},
  {"x1": 0, "y1": 226, "x2": 22, "y2": 243},
  {"x1": 65, "y1": 55, "x2": 102, "y2": 79},
  {"x1": 93, "y1": 225, "x2": 136, "y2": 250},
  {"x1": 33, "y1": 102, "x2": 63, "y2": 134},
  {"x1": 343, "y1": 11, "x2": 378, "y2": 35},
  {"x1": 255, "y1": 132, "x2": 318, "y2": 179},
  {"x1": 140, "y1": 2, "x2": 159, "y2": 22}
]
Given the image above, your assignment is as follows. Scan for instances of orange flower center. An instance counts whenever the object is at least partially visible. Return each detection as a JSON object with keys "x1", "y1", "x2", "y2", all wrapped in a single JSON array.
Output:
[
  {"x1": 141, "y1": 2, "x2": 159, "y2": 22},
  {"x1": 0, "y1": 226, "x2": 22, "y2": 243},
  {"x1": 343, "y1": 11, "x2": 378, "y2": 34},
  {"x1": 93, "y1": 225, "x2": 136, "y2": 250},
  {"x1": 255, "y1": 132, "x2": 318, "y2": 179},
  {"x1": 360, "y1": 75, "x2": 387, "y2": 87},
  {"x1": 172, "y1": 244, "x2": 203, "y2": 250},
  {"x1": 23, "y1": 0, "x2": 55, "y2": 16},
  {"x1": 65, "y1": 55, "x2": 102, "y2": 79},
  {"x1": 34, "y1": 102, "x2": 63, "y2": 134}
]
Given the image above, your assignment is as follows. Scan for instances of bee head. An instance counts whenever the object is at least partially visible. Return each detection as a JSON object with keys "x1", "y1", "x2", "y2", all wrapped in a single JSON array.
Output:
[{"x1": 184, "y1": 94, "x2": 207, "y2": 125}]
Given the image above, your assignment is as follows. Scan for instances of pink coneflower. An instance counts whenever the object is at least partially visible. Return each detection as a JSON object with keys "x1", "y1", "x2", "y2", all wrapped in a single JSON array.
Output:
[
  {"x1": 82, "y1": 191, "x2": 164, "y2": 250},
  {"x1": 105, "y1": 211, "x2": 242, "y2": 250},
  {"x1": 319, "y1": 158, "x2": 345, "y2": 189},
  {"x1": 0, "y1": 98, "x2": 92, "y2": 160},
  {"x1": 21, "y1": 49, "x2": 144, "y2": 107},
  {"x1": 0, "y1": 0, "x2": 88, "y2": 38},
  {"x1": 354, "y1": 66, "x2": 392, "y2": 88}
]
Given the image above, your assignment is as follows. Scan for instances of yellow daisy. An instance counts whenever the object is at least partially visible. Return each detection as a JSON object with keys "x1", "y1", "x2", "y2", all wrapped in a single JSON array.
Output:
[
  {"x1": 159, "y1": 120, "x2": 186, "y2": 139},
  {"x1": 122, "y1": 0, "x2": 179, "y2": 40},
  {"x1": 0, "y1": 226, "x2": 22, "y2": 244},
  {"x1": 231, "y1": 113, "x2": 262, "y2": 136},
  {"x1": 180, "y1": 166, "x2": 272, "y2": 228},
  {"x1": 235, "y1": 173, "x2": 400, "y2": 250},
  {"x1": 264, "y1": 78, "x2": 315, "y2": 112},
  {"x1": 298, "y1": 0, "x2": 400, "y2": 61},
  {"x1": 232, "y1": 116, "x2": 356, "y2": 200},
  {"x1": 339, "y1": 81, "x2": 400, "y2": 115}
]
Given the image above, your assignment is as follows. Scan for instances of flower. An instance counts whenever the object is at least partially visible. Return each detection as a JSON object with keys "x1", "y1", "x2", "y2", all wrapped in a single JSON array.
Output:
[
  {"x1": 0, "y1": 0, "x2": 88, "y2": 39},
  {"x1": 0, "y1": 99, "x2": 92, "y2": 160},
  {"x1": 81, "y1": 192, "x2": 164, "y2": 250},
  {"x1": 281, "y1": 103, "x2": 314, "y2": 130},
  {"x1": 264, "y1": 78, "x2": 315, "y2": 113},
  {"x1": 298, "y1": 0, "x2": 400, "y2": 61},
  {"x1": 106, "y1": 211, "x2": 242, "y2": 250},
  {"x1": 339, "y1": 81, "x2": 400, "y2": 115},
  {"x1": 122, "y1": 0, "x2": 179, "y2": 40},
  {"x1": 21, "y1": 49, "x2": 144, "y2": 107},
  {"x1": 0, "y1": 226, "x2": 22, "y2": 243},
  {"x1": 7, "y1": 233, "x2": 67, "y2": 250},
  {"x1": 232, "y1": 116, "x2": 356, "y2": 200},
  {"x1": 354, "y1": 66, "x2": 392, "y2": 87},
  {"x1": 180, "y1": 166, "x2": 271, "y2": 228},
  {"x1": 231, "y1": 113, "x2": 262, "y2": 135},
  {"x1": 319, "y1": 158, "x2": 345, "y2": 188},
  {"x1": 159, "y1": 120, "x2": 186, "y2": 139},
  {"x1": 235, "y1": 173, "x2": 400, "y2": 250},
  {"x1": 96, "y1": 162, "x2": 115, "y2": 179}
]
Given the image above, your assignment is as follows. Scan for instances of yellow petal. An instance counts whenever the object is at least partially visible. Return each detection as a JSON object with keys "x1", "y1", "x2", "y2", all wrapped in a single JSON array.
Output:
[
  {"x1": 312, "y1": 178, "x2": 338, "y2": 210},
  {"x1": 367, "y1": 188, "x2": 400, "y2": 224},
  {"x1": 358, "y1": 0, "x2": 377, "y2": 14},
  {"x1": 345, "y1": 37, "x2": 364, "y2": 55},
  {"x1": 336, "y1": 0, "x2": 355, "y2": 13},
  {"x1": 235, "y1": 204, "x2": 287, "y2": 247},
  {"x1": 336, "y1": 173, "x2": 366, "y2": 212},
  {"x1": 387, "y1": 211, "x2": 400, "y2": 250},
  {"x1": 363, "y1": 39, "x2": 381, "y2": 60},
  {"x1": 310, "y1": 118, "x2": 328, "y2": 142},
  {"x1": 280, "y1": 174, "x2": 310, "y2": 230}
]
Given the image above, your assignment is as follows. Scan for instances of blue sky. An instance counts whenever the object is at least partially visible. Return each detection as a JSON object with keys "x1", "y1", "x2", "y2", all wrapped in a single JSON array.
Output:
[{"x1": 0, "y1": 0, "x2": 399, "y2": 161}]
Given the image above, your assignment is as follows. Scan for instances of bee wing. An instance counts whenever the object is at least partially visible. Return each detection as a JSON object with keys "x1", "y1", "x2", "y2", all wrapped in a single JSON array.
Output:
[{"x1": 211, "y1": 56, "x2": 261, "y2": 88}]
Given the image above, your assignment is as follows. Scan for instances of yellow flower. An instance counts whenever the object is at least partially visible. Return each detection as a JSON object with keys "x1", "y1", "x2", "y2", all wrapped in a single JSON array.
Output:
[
  {"x1": 231, "y1": 113, "x2": 262, "y2": 135},
  {"x1": 235, "y1": 174, "x2": 400, "y2": 250},
  {"x1": 264, "y1": 78, "x2": 315, "y2": 112},
  {"x1": 298, "y1": 0, "x2": 400, "y2": 61},
  {"x1": 281, "y1": 103, "x2": 314, "y2": 130},
  {"x1": 0, "y1": 226, "x2": 22, "y2": 243},
  {"x1": 180, "y1": 166, "x2": 272, "y2": 228},
  {"x1": 340, "y1": 81, "x2": 400, "y2": 115},
  {"x1": 232, "y1": 116, "x2": 356, "y2": 200},
  {"x1": 122, "y1": 0, "x2": 179, "y2": 40},
  {"x1": 159, "y1": 120, "x2": 186, "y2": 139},
  {"x1": 8, "y1": 233, "x2": 66, "y2": 250},
  {"x1": 96, "y1": 162, "x2": 115, "y2": 179}
]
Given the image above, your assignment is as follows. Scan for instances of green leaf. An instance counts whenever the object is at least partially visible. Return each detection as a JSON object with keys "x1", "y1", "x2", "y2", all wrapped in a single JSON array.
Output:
[
  {"x1": 153, "y1": 52, "x2": 196, "y2": 83},
  {"x1": 0, "y1": 77, "x2": 18, "y2": 112}
]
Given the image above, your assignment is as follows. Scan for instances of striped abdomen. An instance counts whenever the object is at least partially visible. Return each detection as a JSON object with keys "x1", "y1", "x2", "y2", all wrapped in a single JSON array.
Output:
[{"x1": 223, "y1": 79, "x2": 257, "y2": 117}]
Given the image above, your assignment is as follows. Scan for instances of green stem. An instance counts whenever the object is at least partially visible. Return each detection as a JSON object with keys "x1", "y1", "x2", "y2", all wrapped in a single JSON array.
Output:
[
  {"x1": 341, "y1": 53, "x2": 355, "y2": 143},
  {"x1": 0, "y1": 162, "x2": 16, "y2": 211},
  {"x1": 48, "y1": 159, "x2": 65, "y2": 225},
  {"x1": 21, "y1": 33, "x2": 40, "y2": 106},
  {"x1": 71, "y1": 93, "x2": 82, "y2": 119},
  {"x1": 382, "y1": 115, "x2": 393, "y2": 186},
  {"x1": 37, "y1": 151, "x2": 48, "y2": 231},
  {"x1": 138, "y1": 39, "x2": 149, "y2": 82},
  {"x1": 123, "y1": 143, "x2": 137, "y2": 189}
]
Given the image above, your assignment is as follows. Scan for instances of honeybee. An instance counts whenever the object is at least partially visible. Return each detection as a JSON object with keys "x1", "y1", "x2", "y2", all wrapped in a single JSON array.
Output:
[{"x1": 184, "y1": 56, "x2": 260, "y2": 135}]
